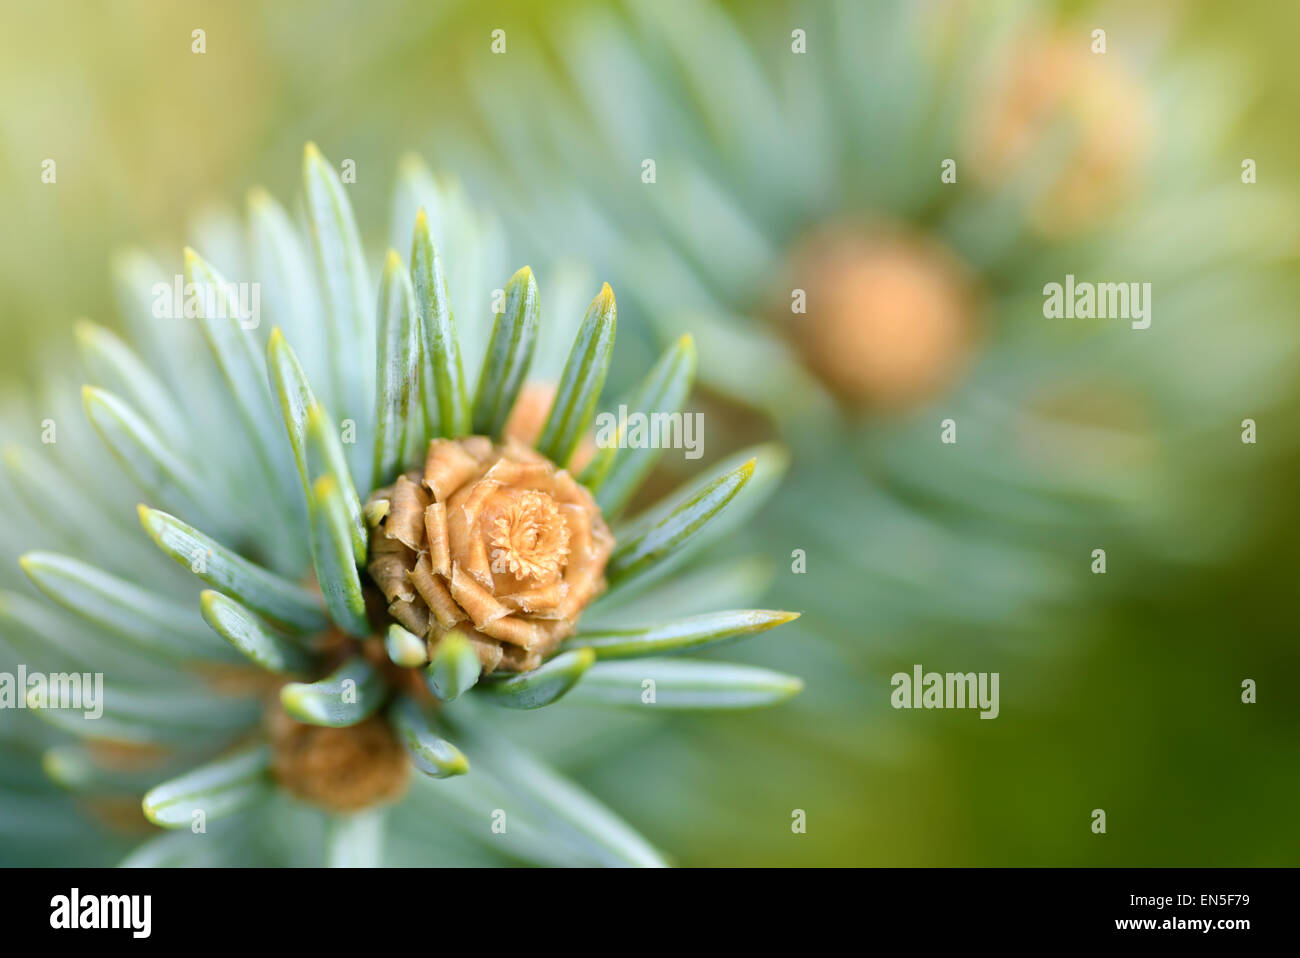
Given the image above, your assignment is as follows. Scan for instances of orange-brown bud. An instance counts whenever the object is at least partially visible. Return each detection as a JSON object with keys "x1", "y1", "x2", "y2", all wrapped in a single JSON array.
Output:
[
  {"x1": 785, "y1": 226, "x2": 977, "y2": 410},
  {"x1": 267, "y1": 708, "x2": 409, "y2": 812},
  {"x1": 365, "y1": 437, "x2": 614, "y2": 673}
]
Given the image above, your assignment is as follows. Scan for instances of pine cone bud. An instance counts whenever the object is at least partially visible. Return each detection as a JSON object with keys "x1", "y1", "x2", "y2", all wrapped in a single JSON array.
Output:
[
  {"x1": 267, "y1": 708, "x2": 409, "y2": 812},
  {"x1": 505, "y1": 382, "x2": 597, "y2": 473},
  {"x1": 965, "y1": 26, "x2": 1151, "y2": 236},
  {"x1": 786, "y1": 226, "x2": 977, "y2": 410},
  {"x1": 365, "y1": 437, "x2": 614, "y2": 673}
]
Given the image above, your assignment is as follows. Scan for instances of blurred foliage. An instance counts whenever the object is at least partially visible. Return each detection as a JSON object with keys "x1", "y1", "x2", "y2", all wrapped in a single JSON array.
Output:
[{"x1": 1, "y1": 0, "x2": 1298, "y2": 865}]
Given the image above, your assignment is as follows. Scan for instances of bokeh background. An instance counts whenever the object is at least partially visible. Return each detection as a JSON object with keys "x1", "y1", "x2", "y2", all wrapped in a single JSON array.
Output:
[{"x1": 1, "y1": 0, "x2": 1298, "y2": 865}]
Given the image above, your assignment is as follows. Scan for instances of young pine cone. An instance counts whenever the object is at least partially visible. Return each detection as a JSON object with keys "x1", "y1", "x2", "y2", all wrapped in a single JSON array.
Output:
[
  {"x1": 784, "y1": 226, "x2": 977, "y2": 411},
  {"x1": 365, "y1": 436, "x2": 614, "y2": 674}
]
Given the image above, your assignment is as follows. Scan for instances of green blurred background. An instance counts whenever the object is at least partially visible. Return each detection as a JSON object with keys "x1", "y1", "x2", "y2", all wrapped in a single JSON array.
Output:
[{"x1": 1, "y1": 0, "x2": 1297, "y2": 865}]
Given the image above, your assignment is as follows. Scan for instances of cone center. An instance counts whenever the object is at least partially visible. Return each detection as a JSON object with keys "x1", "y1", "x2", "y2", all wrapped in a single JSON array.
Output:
[{"x1": 488, "y1": 489, "x2": 570, "y2": 584}]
